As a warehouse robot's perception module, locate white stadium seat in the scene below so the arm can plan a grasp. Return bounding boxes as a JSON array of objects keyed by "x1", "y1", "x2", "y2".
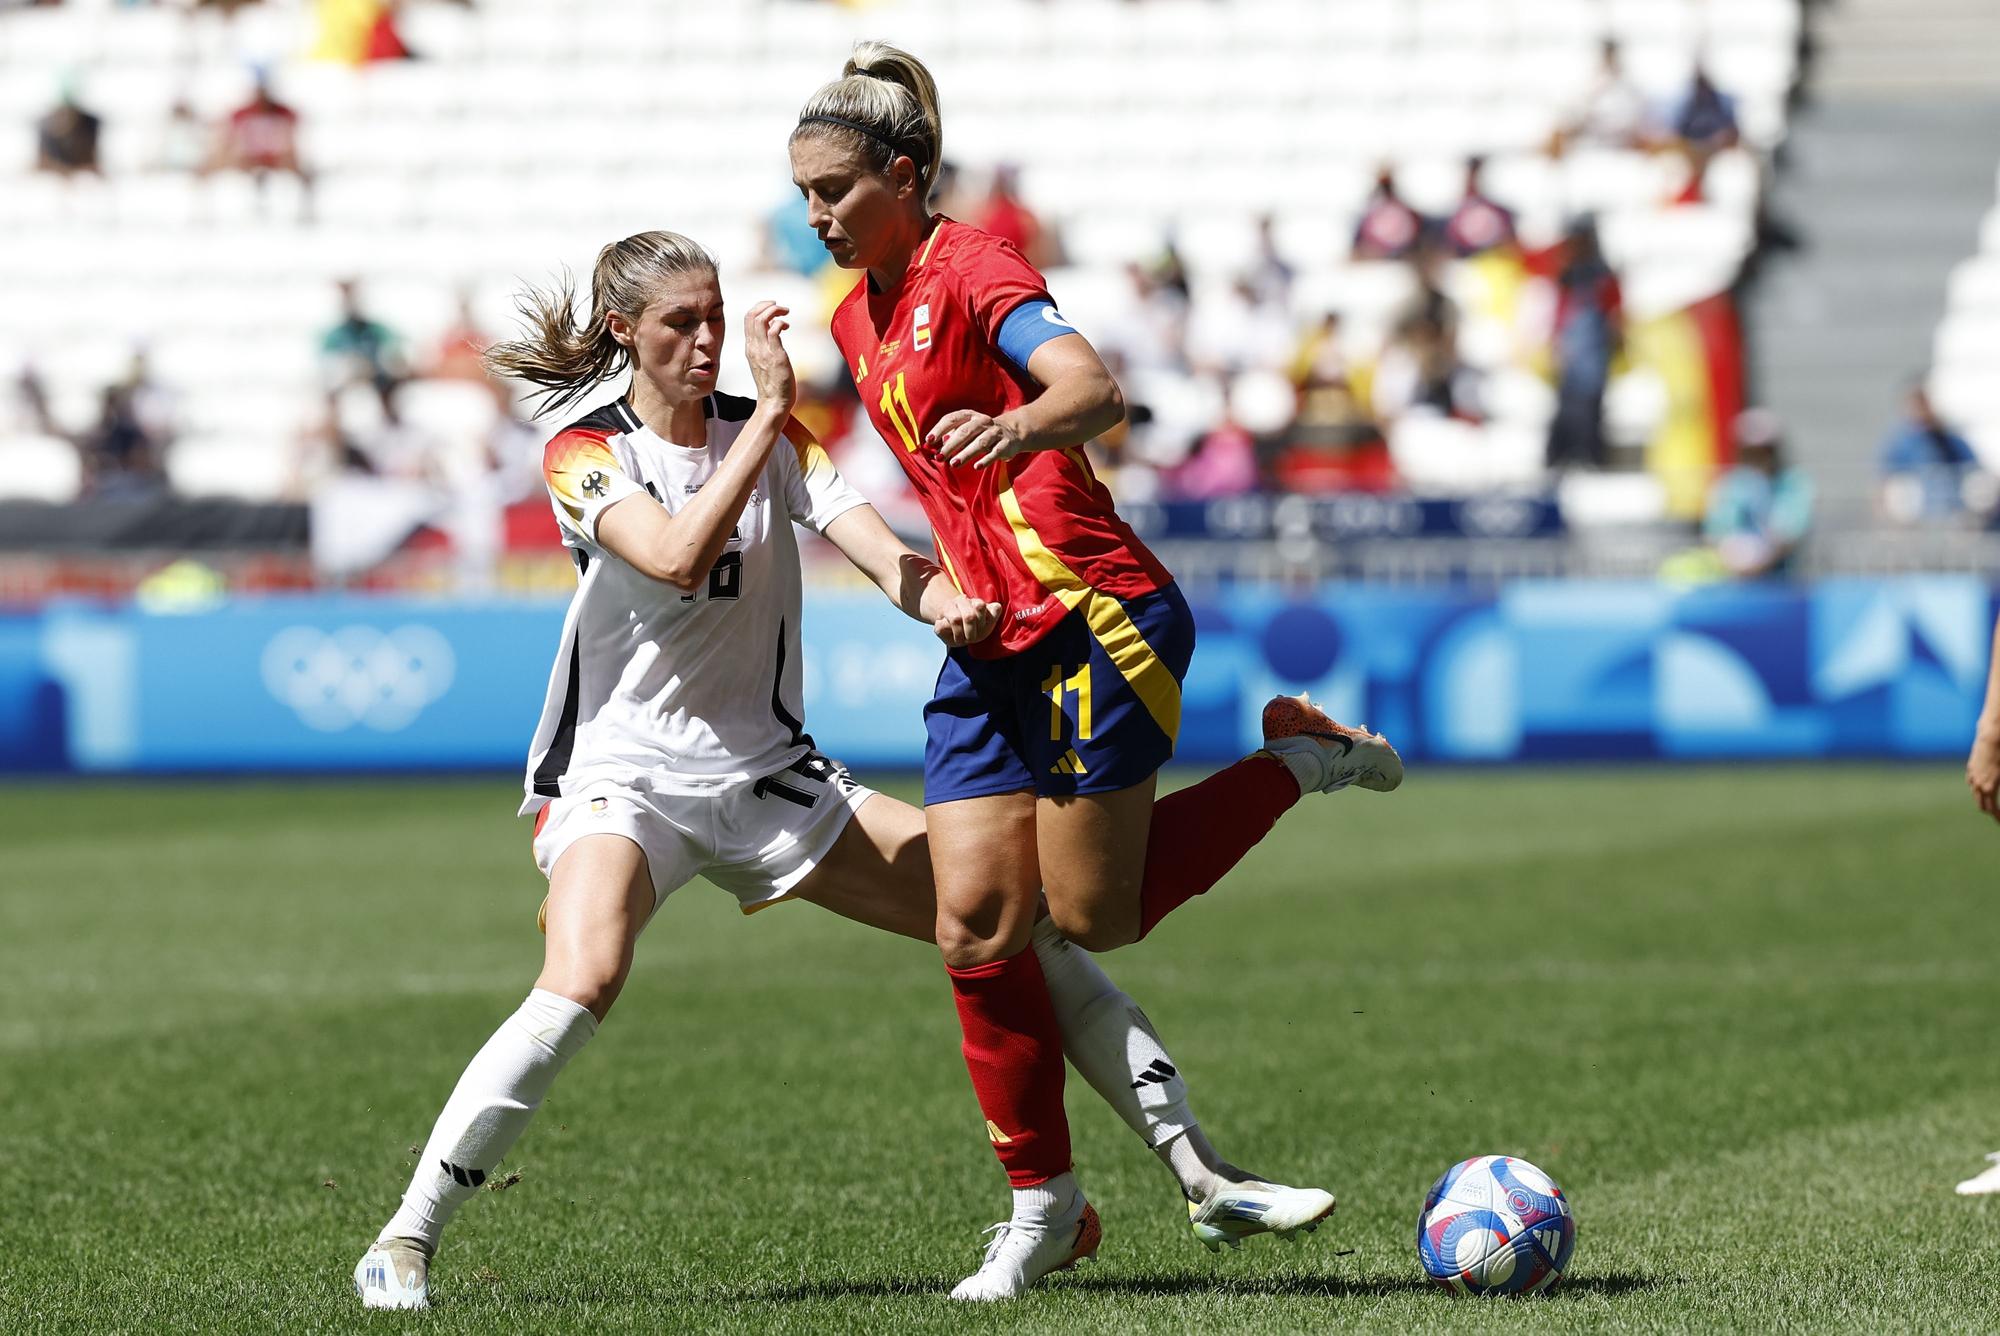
[
  {"x1": 0, "y1": 434, "x2": 85, "y2": 504},
  {"x1": 0, "y1": 0, "x2": 1798, "y2": 502}
]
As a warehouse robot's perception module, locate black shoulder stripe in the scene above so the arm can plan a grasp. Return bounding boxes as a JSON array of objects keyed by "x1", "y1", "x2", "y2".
[
  {"x1": 710, "y1": 391, "x2": 757, "y2": 423},
  {"x1": 563, "y1": 399, "x2": 637, "y2": 436}
]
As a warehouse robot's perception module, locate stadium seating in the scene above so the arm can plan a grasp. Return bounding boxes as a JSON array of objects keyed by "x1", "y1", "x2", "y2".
[{"x1": 0, "y1": 0, "x2": 1799, "y2": 507}]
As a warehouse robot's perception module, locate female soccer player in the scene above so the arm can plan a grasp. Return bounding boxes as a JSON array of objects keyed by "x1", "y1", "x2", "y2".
[
  {"x1": 352, "y1": 231, "x2": 1332, "y2": 1310},
  {"x1": 789, "y1": 44, "x2": 1404, "y2": 1299}
]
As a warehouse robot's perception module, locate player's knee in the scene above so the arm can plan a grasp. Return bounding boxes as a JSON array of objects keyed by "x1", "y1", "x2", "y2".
[
  {"x1": 935, "y1": 905, "x2": 1033, "y2": 969},
  {"x1": 536, "y1": 961, "x2": 629, "y2": 1022},
  {"x1": 1045, "y1": 898, "x2": 1139, "y2": 952}
]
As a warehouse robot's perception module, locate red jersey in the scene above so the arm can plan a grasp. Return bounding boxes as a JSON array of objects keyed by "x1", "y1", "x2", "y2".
[{"x1": 830, "y1": 217, "x2": 1170, "y2": 658}]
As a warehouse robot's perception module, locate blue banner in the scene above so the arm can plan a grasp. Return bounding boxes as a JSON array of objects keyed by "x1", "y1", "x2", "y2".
[
  {"x1": 1, "y1": 577, "x2": 1990, "y2": 775},
  {"x1": 1121, "y1": 492, "x2": 1565, "y2": 542}
]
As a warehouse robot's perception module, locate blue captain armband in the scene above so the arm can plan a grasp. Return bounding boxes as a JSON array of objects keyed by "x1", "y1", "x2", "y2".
[{"x1": 995, "y1": 300, "x2": 1078, "y2": 372}]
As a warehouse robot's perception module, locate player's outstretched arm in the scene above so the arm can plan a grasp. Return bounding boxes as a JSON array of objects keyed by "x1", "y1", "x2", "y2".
[
  {"x1": 1969, "y1": 607, "x2": 2000, "y2": 823},
  {"x1": 931, "y1": 332, "x2": 1125, "y2": 470},
  {"x1": 821, "y1": 504, "x2": 1000, "y2": 648},
  {"x1": 596, "y1": 302, "x2": 796, "y2": 590}
]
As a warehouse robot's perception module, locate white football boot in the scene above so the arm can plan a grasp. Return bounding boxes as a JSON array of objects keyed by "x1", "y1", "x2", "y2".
[
  {"x1": 354, "y1": 1237, "x2": 432, "y2": 1310},
  {"x1": 1957, "y1": 1152, "x2": 2000, "y2": 1196},
  {"x1": 1261, "y1": 693, "x2": 1403, "y2": 794},
  {"x1": 1188, "y1": 1180, "x2": 1337, "y2": 1252},
  {"x1": 948, "y1": 1194, "x2": 1102, "y2": 1301}
]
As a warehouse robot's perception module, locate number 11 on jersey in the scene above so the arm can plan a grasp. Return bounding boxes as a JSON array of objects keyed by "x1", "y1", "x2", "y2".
[{"x1": 879, "y1": 372, "x2": 923, "y2": 453}]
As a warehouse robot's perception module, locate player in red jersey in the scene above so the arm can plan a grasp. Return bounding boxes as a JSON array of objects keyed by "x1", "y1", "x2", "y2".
[{"x1": 790, "y1": 43, "x2": 1405, "y2": 1299}]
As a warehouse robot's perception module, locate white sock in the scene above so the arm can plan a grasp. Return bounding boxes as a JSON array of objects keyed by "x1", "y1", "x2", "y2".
[
  {"x1": 379, "y1": 989, "x2": 597, "y2": 1252},
  {"x1": 1031, "y1": 916, "x2": 1194, "y2": 1149},
  {"x1": 1158, "y1": 1126, "x2": 1254, "y2": 1204},
  {"x1": 1012, "y1": 1170, "x2": 1080, "y2": 1223},
  {"x1": 1259, "y1": 744, "x2": 1319, "y2": 797}
]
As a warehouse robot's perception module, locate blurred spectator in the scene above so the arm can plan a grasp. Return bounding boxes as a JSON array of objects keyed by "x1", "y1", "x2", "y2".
[
  {"x1": 209, "y1": 76, "x2": 314, "y2": 201},
  {"x1": 1105, "y1": 261, "x2": 1188, "y2": 376},
  {"x1": 1287, "y1": 312, "x2": 1376, "y2": 448},
  {"x1": 1543, "y1": 217, "x2": 1622, "y2": 470},
  {"x1": 1161, "y1": 387, "x2": 1260, "y2": 500},
  {"x1": 1373, "y1": 311, "x2": 1479, "y2": 424},
  {"x1": 762, "y1": 193, "x2": 831, "y2": 276},
  {"x1": 35, "y1": 86, "x2": 102, "y2": 178},
  {"x1": 1877, "y1": 382, "x2": 1991, "y2": 524},
  {"x1": 1407, "y1": 239, "x2": 1460, "y2": 341},
  {"x1": 1187, "y1": 276, "x2": 1292, "y2": 377},
  {"x1": 156, "y1": 100, "x2": 210, "y2": 174},
  {"x1": 1440, "y1": 157, "x2": 1517, "y2": 258},
  {"x1": 424, "y1": 292, "x2": 517, "y2": 414},
  {"x1": 1703, "y1": 409, "x2": 1812, "y2": 580},
  {"x1": 78, "y1": 358, "x2": 174, "y2": 501},
  {"x1": 1351, "y1": 166, "x2": 1428, "y2": 262},
  {"x1": 320, "y1": 280, "x2": 405, "y2": 400},
  {"x1": 1152, "y1": 235, "x2": 1192, "y2": 302},
  {"x1": 1668, "y1": 64, "x2": 1740, "y2": 157},
  {"x1": 6, "y1": 363, "x2": 57, "y2": 438},
  {"x1": 1560, "y1": 39, "x2": 1647, "y2": 151},
  {"x1": 1277, "y1": 313, "x2": 1393, "y2": 493},
  {"x1": 972, "y1": 164, "x2": 1059, "y2": 268},
  {"x1": 1, "y1": 363, "x2": 81, "y2": 492},
  {"x1": 1246, "y1": 214, "x2": 1295, "y2": 308},
  {"x1": 424, "y1": 293, "x2": 491, "y2": 382}
]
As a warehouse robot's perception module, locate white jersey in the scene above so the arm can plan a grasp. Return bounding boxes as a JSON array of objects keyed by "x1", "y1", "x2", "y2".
[{"x1": 519, "y1": 393, "x2": 869, "y2": 811}]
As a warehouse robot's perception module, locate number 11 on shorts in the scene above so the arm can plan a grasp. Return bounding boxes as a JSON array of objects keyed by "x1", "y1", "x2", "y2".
[{"x1": 1042, "y1": 664, "x2": 1092, "y2": 741}]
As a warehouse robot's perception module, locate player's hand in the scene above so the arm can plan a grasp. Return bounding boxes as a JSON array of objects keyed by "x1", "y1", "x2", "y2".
[
  {"x1": 930, "y1": 410, "x2": 1028, "y2": 470},
  {"x1": 741, "y1": 301, "x2": 796, "y2": 412},
  {"x1": 932, "y1": 595, "x2": 1002, "y2": 647},
  {"x1": 1968, "y1": 723, "x2": 2000, "y2": 824}
]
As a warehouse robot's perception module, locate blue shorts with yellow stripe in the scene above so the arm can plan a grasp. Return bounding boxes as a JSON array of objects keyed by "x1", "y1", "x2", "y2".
[{"x1": 923, "y1": 583, "x2": 1195, "y2": 805}]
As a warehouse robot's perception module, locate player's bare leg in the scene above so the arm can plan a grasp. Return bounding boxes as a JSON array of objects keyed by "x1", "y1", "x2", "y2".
[{"x1": 354, "y1": 836, "x2": 653, "y2": 1310}]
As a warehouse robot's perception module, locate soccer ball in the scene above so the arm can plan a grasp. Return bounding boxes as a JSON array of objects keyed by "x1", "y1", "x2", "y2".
[{"x1": 1417, "y1": 1155, "x2": 1575, "y2": 1296}]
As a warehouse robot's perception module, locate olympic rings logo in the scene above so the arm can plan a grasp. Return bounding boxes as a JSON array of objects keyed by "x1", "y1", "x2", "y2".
[{"x1": 260, "y1": 625, "x2": 457, "y2": 733}]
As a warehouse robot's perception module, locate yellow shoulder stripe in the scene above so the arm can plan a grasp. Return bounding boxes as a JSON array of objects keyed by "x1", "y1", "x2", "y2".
[{"x1": 782, "y1": 416, "x2": 832, "y2": 478}]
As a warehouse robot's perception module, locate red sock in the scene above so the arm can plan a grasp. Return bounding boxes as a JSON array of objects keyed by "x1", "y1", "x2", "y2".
[
  {"x1": 946, "y1": 949, "x2": 1071, "y2": 1189},
  {"x1": 1136, "y1": 754, "x2": 1300, "y2": 940}
]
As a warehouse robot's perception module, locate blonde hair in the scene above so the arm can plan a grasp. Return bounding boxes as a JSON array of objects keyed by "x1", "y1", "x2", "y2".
[
  {"x1": 483, "y1": 230, "x2": 716, "y2": 415},
  {"x1": 792, "y1": 40, "x2": 943, "y2": 197}
]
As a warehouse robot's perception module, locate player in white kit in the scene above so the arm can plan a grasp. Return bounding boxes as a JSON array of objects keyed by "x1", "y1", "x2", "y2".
[{"x1": 353, "y1": 232, "x2": 1333, "y2": 1309}]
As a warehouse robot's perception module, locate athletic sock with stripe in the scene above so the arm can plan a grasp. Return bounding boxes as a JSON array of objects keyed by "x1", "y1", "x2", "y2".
[{"x1": 378, "y1": 988, "x2": 597, "y2": 1252}]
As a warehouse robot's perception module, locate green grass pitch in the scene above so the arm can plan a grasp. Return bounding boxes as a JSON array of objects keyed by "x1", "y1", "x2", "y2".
[{"x1": 5, "y1": 765, "x2": 1999, "y2": 1333}]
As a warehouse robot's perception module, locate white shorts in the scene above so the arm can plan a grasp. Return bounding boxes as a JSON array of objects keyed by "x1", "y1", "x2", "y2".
[{"x1": 531, "y1": 751, "x2": 876, "y2": 914}]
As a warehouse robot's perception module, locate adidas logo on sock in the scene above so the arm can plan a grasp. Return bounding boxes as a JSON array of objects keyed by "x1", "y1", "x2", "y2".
[
  {"x1": 442, "y1": 1160, "x2": 487, "y2": 1188},
  {"x1": 1129, "y1": 1059, "x2": 1177, "y2": 1089}
]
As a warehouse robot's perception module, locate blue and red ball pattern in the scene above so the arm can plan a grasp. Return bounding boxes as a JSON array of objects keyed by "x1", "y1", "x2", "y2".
[{"x1": 1417, "y1": 1155, "x2": 1576, "y2": 1296}]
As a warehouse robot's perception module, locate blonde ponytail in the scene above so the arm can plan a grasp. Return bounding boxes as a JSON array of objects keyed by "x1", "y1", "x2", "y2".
[
  {"x1": 484, "y1": 230, "x2": 716, "y2": 416},
  {"x1": 792, "y1": 39, "x2": 944, "y2": 197}
]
